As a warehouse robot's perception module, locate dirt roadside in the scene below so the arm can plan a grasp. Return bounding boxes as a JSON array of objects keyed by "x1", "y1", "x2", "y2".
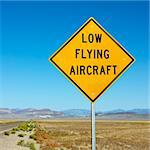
[{"x1": 0, "y1": 121, "x2": 40, "y2": 150}]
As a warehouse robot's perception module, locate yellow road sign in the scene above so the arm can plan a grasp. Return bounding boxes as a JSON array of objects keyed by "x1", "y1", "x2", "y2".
[{"x1": 49, "y1": 17, "x2": 135, "y2": 102}]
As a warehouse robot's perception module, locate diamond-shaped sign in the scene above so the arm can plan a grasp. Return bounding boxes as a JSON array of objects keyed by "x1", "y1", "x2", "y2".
[{"x1": 49, "y1": 17, "x2": 134, "y2": 102}]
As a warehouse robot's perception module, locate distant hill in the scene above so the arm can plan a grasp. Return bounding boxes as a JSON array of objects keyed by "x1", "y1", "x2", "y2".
[
  {"x1": 63, "y1": 109, "x2": 90, "y2": 117},
  {"x1": 101, "y1": 109, "x2": 150, "y2": 115},
  {"x1": 0, "y1": 108, "x2": 149, "y2": 120},
  {"x1": 96, "y1": 109, "x2": 150, "y2": 120},
  {"x1": 0, "y1": 108, "x2": 63, "y2": 119}
]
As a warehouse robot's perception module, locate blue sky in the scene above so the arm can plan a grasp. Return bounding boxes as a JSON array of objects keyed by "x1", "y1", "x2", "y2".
[{"x1": 0, "y1": 1, "x2": 149, "y2": 111}]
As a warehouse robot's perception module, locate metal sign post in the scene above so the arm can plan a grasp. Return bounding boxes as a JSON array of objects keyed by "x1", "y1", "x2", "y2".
[{"x1": 92, "y1": 102, "x2": 96, "y2": 150}]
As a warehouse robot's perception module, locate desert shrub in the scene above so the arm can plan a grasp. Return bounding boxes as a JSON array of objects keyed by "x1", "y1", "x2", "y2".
[
  {"x1": 18, "y1": 121, "x2": 36, "y2": 132},
  {"x1": 29, "y1": 134, "x2": 36, "y2": 140},
  {"x1": 29, "y1": 128, "x2": 32, "y2": 131},
  {"x1": 18, "y1": 140, "x2": 36, "y2": 150},
  {"x1": 11, "y1": 130, "x2": 16, "y2": 134},
  {"x1": 17, "y1": 140, "x2": 25, "y2": 146},
  {"x1": 18, "y1": 133, "x2": 25, "y2": 137},
  {"x1": 12, "y1": 127, "x2": 20, "y2": 131},
  {"x1": 4, "y1": 131, "x2": 10, "y2": 136},
  {"x1": 28, "y1": 142, "x2": 36, "y2": 150}
]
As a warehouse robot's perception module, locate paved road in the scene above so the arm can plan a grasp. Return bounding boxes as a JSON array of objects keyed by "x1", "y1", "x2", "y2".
[{"x1": 0, "y1": 121, "x2": 23, "y2": 134}]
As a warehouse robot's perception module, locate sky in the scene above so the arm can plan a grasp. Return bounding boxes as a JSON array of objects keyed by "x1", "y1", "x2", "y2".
[{"x1": 0, "y1": 1, "x2": 149, "y2": 111}]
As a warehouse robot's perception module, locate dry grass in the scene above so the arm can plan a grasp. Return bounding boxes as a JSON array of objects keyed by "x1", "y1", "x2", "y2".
[{"x1": 35, "y1": 120, "x2": 150, "y2": 150}]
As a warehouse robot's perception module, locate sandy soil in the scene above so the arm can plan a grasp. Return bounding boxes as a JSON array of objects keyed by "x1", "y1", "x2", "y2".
[
  {"x1": 0, "y1": 122, "x2": 40, "y2": 150},
  {"x1": 0, "y1": 131, "x2": 30, "y2": 150}
]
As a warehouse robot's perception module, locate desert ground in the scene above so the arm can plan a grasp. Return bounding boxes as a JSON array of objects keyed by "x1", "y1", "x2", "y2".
[
  {"x1": 0, "y1": 120, "x2": 150, "y2": 150},
  {"x1": 35, "y1": 120, "x2": 150, "y2": 150}
]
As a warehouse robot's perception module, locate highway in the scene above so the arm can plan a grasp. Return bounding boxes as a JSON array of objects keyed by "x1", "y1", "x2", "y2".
[{"x1": 0, "y1": 121, "x2": 23, "y2": 134}]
